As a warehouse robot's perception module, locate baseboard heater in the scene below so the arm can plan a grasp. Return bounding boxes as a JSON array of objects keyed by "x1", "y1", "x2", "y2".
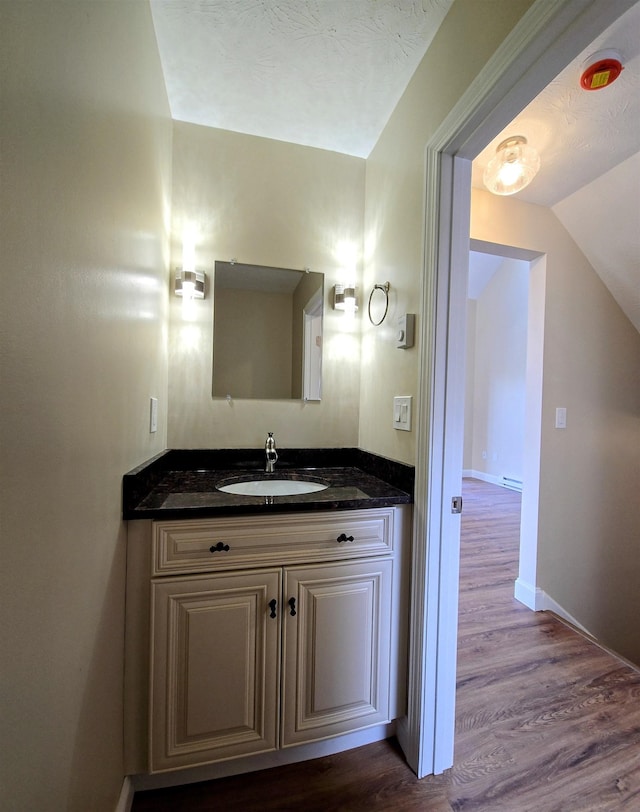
[{"x1": 500, "y1": 475, "x2": 523, "y2": 492}]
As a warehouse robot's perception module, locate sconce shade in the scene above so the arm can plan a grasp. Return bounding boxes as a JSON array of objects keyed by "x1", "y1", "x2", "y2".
[
  {"x1": 483, "y1": 135, "x2": 540, "y2": 196},
  {"x1": 333, "y1": 284, "x2": 357, "y2": 312},
  {"x1": 175, "y1": 268, "x2": 205, "y2": 299}
]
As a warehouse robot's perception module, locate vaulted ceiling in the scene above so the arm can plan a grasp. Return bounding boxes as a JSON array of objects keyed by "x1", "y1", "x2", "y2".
[
  {"x1": 470, "y1": 1, "x2": 640, "y2": 331},
  {"x1": 150, "y1": 0, "x2": 640, "y2": 331}
]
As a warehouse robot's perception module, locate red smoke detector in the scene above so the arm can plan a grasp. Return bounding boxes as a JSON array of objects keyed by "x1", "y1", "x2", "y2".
[{"x1": 580, "y1": 49, "x2": 623, "y2": 90}]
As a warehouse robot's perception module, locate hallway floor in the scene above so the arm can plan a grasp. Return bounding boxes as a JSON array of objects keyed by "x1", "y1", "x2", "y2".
[{"x1": 132, "y1": 479, "x2": 640, "y2": 811}]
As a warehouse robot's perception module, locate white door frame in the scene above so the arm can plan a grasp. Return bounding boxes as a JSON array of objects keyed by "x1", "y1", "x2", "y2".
[
  {"x1": 400, "y1": 0, "x2": 638, "y2": 778},
  {"x1": 467, "y1": 239, "x2": 546, "y2": 612},
  {"x1": 302, "y1": 288, "x2": 323, "y2": 401}
]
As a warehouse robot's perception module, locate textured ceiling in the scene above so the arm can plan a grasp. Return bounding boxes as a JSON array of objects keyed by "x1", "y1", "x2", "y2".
[
  {"x1": 470, "y1": 1, "x2": 640, "y2": 332},
  {"x1": 150, "y1": 0, "x2": 453, "y2": 158},
  {"x1": 552, "y1": 151, "x2": 640, "y2": 332},
  {"x1": 470, "y1": 1, "x2": 640, "y2": 208}
]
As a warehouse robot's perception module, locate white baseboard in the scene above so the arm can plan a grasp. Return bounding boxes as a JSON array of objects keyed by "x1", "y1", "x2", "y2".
[
  {"x1": 464, "y1": 471, "x2": 522, "y2": 491},
  {"x1": 514, "y1": 578, "x2": 592, "y2": 637},
  {"x1": 115, "y1": 776, "x2": 134, "y2": 812},
  {"x1": 131, "y1": 722, "x2": 395, "y2": 792},
  {"x1": 537, "y1": 591, "x2": 592, "y2": 636},
  {"x1": 463, "y1": 470, "x2": 500, "y2": 486},
  {"x1": 514, "y1": 577, "x2": 541, "y2": 610}
]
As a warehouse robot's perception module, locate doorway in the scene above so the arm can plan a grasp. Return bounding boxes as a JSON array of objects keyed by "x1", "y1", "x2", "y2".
[
  {"x1": 407, "y1": 0, "x2": 635, "y2": 780},
  {"x1": 464, "y1": 245, "x2": 544, "y2": 610},
  {"x1": 464, "y1": 250, "x2": 529, "y2": 493}
]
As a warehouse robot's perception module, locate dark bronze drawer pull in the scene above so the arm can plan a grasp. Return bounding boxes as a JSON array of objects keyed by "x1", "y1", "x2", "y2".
[
  {"x1": 209, "y1": 541, "x2": 230, "y2": 553},
  {"x1": 337, "y1": 533, "x2": 355, "y2": 543},
  {"x1": 268, "y1": 599, "x2": 277, "y2": 619},
  {"x1": 288, "y1": 597, "x2": 297, "y2": 616}
]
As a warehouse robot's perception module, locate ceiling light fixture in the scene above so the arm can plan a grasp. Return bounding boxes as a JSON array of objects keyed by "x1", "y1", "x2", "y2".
[{"x1": 483, "y1": 135, "x2": 540, "y2": 196}]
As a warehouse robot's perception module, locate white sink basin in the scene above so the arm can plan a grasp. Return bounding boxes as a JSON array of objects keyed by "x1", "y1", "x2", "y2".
[{"x1": 218, "y1": 478, "x2": 329, "y2": 497}]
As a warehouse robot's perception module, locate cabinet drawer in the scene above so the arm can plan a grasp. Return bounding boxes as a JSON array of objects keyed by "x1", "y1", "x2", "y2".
[{"x1": 152, "y1": 508, "x2": 395, "y2": 575}]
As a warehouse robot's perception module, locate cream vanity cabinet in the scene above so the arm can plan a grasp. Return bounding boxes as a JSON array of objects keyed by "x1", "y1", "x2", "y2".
[{"x1": 125, "y1": 505, "x2": 410, "y2": 776}]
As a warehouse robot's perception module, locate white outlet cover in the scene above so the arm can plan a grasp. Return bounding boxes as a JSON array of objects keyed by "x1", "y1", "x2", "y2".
[{"x1": 555, "y1": 407, "x2": 567, "y2": 429}]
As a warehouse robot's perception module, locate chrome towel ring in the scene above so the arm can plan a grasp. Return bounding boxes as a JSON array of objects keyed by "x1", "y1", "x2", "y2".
[{"x1": 368, "y1": 282, "x2": 390, "y2": 325}]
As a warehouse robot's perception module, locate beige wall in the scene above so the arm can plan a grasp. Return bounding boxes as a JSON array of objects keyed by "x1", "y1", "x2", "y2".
[
  {"x1": 168, "y1": 122, "x2": 365, "y2": 449},
  {"x1": 471, "y1": 188, "x2": 640, "y2": 665},
  {"x1": 358, "y1": 0, "x2": 640, "y2": 665},
  {"x1": 360, "y1": 0, "x2": 536, "y2": 463},
  {"x1": 0, "y1": 3, "x2": 171, "y2": 810},
  {"x1": 467, "y1": 258, "x2": 529, "y2": 480},
  {"x1": 167, "y1": 1, "x2": 537, "y2": 459},
  {"x1": 5, "y1": 2, "x2": 634, "y2": 809}
]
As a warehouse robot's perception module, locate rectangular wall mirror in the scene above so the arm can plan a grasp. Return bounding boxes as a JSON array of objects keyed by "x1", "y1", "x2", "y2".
[{"x1": 212, "y1": 261, "x2": 324, "y2": 401}]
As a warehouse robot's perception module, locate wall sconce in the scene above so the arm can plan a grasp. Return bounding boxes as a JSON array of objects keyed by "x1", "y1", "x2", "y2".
[
  {"x1": 333, "y1": 284, "x2": 358, "y2": 313},
  {"x1": 483, "y1": 135, "x2": 540, "y2": 196},
  {"x1": 175, "y1": 268, "x2": 206, "y2": 299}
]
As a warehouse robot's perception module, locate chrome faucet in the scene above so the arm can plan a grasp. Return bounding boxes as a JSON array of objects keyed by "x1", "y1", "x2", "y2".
[{"x1": 265, "y1": 432, "x2": 278, "y2": 473}]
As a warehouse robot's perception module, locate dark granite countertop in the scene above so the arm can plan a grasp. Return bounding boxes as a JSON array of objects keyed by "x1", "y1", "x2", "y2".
[{"x1": 123, "y1": 448, "x2": 414, "y2": 520}]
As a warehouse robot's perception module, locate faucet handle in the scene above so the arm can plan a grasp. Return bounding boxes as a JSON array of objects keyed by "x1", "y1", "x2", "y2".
[{"x1": 265, "y1": 432, "x2": 277, "y2": 471}]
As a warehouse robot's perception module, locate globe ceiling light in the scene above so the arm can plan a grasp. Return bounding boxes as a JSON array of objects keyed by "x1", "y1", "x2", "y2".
[{"x1": 483, "y1": 135, "x2": 541, "y2": 196}]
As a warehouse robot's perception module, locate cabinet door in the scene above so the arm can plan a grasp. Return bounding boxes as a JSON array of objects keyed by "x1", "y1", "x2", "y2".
[
  {"x1": 150, "y1": 569, "x2": 281, "y2": 772},
  {"x1": 282, "y1": 559, "x2": 392, "y2": 747}
]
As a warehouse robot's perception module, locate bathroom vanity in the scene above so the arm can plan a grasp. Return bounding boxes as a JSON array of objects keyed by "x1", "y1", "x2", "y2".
[{"x1": 123, "y1": 449, "x2": 413, "y2": 784}]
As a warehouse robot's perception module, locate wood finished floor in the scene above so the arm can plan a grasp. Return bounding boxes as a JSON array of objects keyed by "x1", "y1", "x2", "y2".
[{"x1": 132, "y1": 479, "x2": 640, "y2": 811}]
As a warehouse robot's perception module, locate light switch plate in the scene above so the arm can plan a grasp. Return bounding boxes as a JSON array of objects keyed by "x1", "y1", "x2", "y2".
[
  {"x1": 393, "y1": 396, "x2": 412, "y2": 431},
  {"x1": 149, "y1": 397, "x2": 158, "y2": 433}
]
